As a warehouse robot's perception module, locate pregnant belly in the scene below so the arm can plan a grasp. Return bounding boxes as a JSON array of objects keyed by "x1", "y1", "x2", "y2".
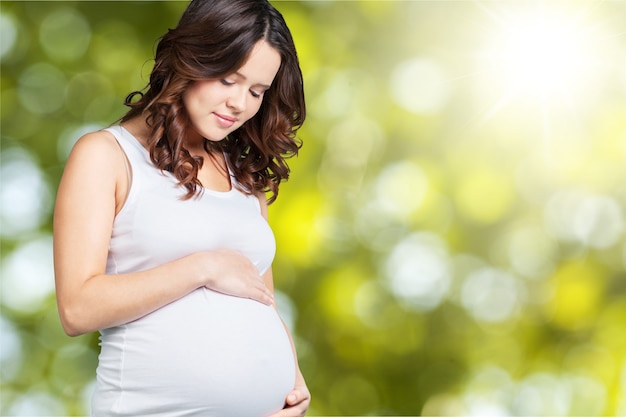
[{"x1": 94, "y1": 289, "x2": 296, "y2": 417}]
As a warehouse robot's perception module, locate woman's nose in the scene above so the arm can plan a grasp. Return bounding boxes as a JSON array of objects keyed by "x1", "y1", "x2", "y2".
[{"x1": 226, "y1": 88, "x2": 246, "y2": 112}]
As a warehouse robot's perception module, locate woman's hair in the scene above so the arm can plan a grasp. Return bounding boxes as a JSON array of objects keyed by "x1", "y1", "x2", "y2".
[{"x1": 121, "y1": 0, "x2": 305, "y2": 203}]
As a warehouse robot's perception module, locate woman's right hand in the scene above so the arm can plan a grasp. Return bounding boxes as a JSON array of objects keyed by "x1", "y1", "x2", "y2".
[{"x1": 193, "y1": 249, "x2": 274, "y2": 305}]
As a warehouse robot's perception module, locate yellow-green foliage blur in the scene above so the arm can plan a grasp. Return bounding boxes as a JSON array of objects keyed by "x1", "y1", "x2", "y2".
[{"x1": 1, "y1": 1, "x2": 626, "y2": 416}]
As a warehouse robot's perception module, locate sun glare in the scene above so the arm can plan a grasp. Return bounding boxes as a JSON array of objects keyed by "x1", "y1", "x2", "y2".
[
  {"x1": 476, "y1": 3, "x2": 612, "y2": 113},
  {"x1": 502, "y1": 17, "x2": 587, "y2": 93}
]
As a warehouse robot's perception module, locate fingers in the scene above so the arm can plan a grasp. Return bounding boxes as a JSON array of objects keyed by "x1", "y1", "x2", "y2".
[
  {"x1": 249, "y1": 281, "x2": 274, "y2": 305},
  {"x1": 265, "y1": 387, "x2": 310, "y2": 417},
  {"x1": 286, "y1": 389, "x2": 309, "y2": 406},
  {"x1": 286, "y1": 392, "x2": 298, "y2": 405},
  {"x1": 200, "y1": 249, "x2": 275, "y2": 305},
  {"x1": 285, "y1": 389, "x2": 311, "y2": 415},
  {"x1": 226, "y1": 275, "x2": 272, "y2": 305}
]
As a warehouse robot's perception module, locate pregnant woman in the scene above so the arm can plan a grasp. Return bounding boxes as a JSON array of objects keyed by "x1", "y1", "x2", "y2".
[{"x1": 52, "y1": 0, "x2": 309, "y2": 415}]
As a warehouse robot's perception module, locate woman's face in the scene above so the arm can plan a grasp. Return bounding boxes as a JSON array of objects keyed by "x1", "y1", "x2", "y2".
[{"x1": 183, "y1": 40, "x2": 282, "y2": 143}]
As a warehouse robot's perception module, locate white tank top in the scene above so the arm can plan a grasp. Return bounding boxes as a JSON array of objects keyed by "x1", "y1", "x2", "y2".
[{"x1": 92, "y1": 126, "x2": 295, "y2": 417}]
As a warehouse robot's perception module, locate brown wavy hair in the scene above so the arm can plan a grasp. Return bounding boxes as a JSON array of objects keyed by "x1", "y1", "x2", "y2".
[{"x1": 120, "y1": 0, "x2": 305, "y2": 203}]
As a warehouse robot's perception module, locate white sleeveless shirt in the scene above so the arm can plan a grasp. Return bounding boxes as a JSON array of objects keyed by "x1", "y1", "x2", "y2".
[{"x1": 92, "y1": 126, "x2": 295, "y2": 417}]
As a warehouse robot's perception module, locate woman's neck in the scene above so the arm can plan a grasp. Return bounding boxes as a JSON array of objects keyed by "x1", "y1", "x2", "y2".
[{"x1": 121, "y1": 117, "x2": 211, "y2": 156}]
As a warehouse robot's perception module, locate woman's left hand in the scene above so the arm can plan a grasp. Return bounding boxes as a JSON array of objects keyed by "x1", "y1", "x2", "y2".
[{"x1": 268, "y1": 382, "x2": 310, "y2": 417}]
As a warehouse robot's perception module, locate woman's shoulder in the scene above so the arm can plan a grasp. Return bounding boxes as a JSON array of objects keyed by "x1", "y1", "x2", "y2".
[
  {"x1": 68, "y1": 128, "x2": 122, "y2": 160},
  {"x1": 64, "y1": 128, "x2": 128, "y2": 177},
  {"x1": 74, "y1": 128, "x2": 118, "y2": 148},
  {"x1": 72, "y1": 129, "x2": 116, "y2": 151}
]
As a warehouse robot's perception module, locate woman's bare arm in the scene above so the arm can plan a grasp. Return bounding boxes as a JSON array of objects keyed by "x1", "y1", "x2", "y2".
[{"x1": 54, "y1": 132, "x2": 273, "y2": 336}]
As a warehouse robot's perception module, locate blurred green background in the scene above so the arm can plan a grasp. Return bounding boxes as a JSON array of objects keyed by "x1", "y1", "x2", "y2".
[{"x1": 2, "y1": 1, "x2": 626, "y2": 415}]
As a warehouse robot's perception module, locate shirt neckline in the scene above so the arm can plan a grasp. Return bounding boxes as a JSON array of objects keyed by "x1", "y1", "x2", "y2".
[{"x1": 117, "y1": 125, "x2": 237, "y2": 196}]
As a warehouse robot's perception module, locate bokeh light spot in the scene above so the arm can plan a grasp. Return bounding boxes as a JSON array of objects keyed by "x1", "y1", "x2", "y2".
[
  {"x1": 319, "y1": 115, "x2": 384, "y2": 194},
  {"x1": 567, "y1": 375, "x2": 607, "y2": 415},
  {"x1": 39, "y1": 7, "x2": 91, "y2": 62},
  {"x1": 513, "y1": 373, "x2": 605, "y2": 416},
  {"x1": 354, "y1": 280, "x2": 390, "y2": 328},
  {"x1": 390, "y1": 58, "x2": 450, "y2": 115},
  {"x1": 65, "y1": 72, "x2": 115, "y2": 120},
  {"x1": 0, "y1": 12, "x2": 17, "y2": 58},
  {"x1": 385, "y1": 232, "x2": 451, "y2": 311},
  {"x1": 545, "y1": 261, "x2": 604, "y2": 330},
  {"x1": 325, "y1": 115, "x2": 383, "y2": 169},
  {"x1": 421, "y1": 393, "x2": 468, "y2": 416},
  {"x1": 310, "y1": 67, "x2": 379, "y2": 118},
  {"x1": 507, "y1": 225, "x2": 557, "y2": 280},
  {"x1": 1, "y1": 235, "x2": 55, "y2": 314},
  {"x1": 17, "y1": 62, "x2": 67, "y2": 114},
  {"x1": 512, "y1": 373, "x2": 570, "y2": 416},
  {"x1": 375, "y1": 161, "x2": 428, "y2": 221},
  {"x1": 544, "y1": 190, "x2": 624, "y2": 248},
  {"x1": 318, "y1": 263, "x2": 367, "y2": 323},
  {"x1": 81, "y1": 380, "x2": 97, "y2": 414},
  {"x1": 0, "y1": 148, "x2": 52, "y2": 237},
  {"x1": 329, "y1": 375, "x2": 379, "y2": 416},
  {"x1": 5, "y1": 391, "x2": 67, "y2": 416},
  {"x1": 354, "y1": 200, "x2": 407, "y2": 252},
  {"x1": 564, "y1": 344, "x2": 615, "y2": 385},
  {"x1": 461, "y1": 267, "x2": 521, "y2": 323},
  {"x1": 49, "y1": 343, "x2": 98, "y2": 395},
  {"x1": 316, "y1": 70, "x2": 356, "y2": 118},
  {"x1": 461, "y1": 365, "x2": 514, "y2": 416},
  {"x1": 0, "y1": 316, "x2": 23, "y2": 382},
  {"x1": 90, "y1": 20, "x2": 145, "y2": 80}
]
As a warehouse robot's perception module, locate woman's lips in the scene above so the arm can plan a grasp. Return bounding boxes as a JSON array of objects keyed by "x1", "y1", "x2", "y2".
[{"x1": 214, "y1": 113, "x2": 237, "y2": 128}]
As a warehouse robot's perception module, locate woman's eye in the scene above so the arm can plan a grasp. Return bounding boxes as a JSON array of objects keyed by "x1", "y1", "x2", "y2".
[
  {"x1": 220, "y1": 79, "x2": 235, "y2": 86},
  {"x1": 250, "y1": 90, "x2": 262, "y2": 98}
]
